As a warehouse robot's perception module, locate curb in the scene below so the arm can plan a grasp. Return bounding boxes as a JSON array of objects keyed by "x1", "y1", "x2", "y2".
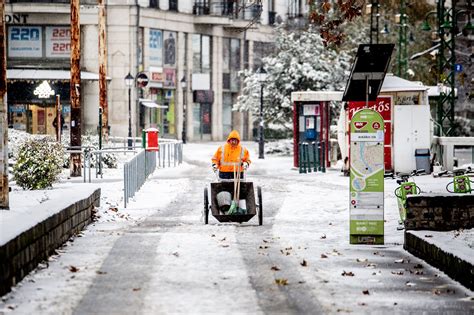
[
  {"x1": 404, "y1": 231, "x2": 473, "y2": 290},
  {"x1": 0, "y1": 188, "x2": 101, "y2": 296}
]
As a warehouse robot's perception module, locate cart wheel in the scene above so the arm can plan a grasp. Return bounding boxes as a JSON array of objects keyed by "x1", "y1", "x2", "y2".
[
  {"x1": 257, "y1": 186, "x2": 263, "y2": 225},
  {"x1": 204, "y1": 187, "x2": 209, "y2": 225}
]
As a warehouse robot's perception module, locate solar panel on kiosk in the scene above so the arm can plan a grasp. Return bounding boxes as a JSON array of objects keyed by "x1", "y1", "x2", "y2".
[{"x1": 342, "y1": 44, "x2": 394, "y2": 102}]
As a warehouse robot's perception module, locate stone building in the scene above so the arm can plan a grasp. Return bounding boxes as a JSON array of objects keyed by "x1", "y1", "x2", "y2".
[{"x1": 5, "y1": 0, "x2": 309, "y2": 141}]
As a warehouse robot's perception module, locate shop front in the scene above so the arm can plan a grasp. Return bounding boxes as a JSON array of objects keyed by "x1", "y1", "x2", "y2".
[
  {"x1": 7, "y1": 78, "x2": 70, "y2": 136},
  {"x1": 193, "y1": 90, "x2": 213, "y2": 140}
]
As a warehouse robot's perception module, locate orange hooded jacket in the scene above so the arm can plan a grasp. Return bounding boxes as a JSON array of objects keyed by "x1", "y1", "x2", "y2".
[{"x1": 212, "y1": 130, "x2": 251, "y2": 173}]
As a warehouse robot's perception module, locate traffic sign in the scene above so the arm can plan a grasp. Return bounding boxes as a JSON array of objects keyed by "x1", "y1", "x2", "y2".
[{"x1": 136, "y1": 72, "x2": 149, "y2": 88}]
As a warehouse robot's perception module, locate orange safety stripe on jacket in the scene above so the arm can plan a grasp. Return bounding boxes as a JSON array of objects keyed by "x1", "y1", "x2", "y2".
[{"x1": 212, "y1": 130, "x2": 251, "y2": 173}]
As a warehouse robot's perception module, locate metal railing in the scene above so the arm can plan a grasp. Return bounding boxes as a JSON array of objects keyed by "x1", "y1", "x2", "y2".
[
  {"x1": 84, "y1": 148, "x2": 138, "y2": 183},
  {"x1": 124, "y1": 150, "x2": 157, "y2": 208},
  {"x1": 123, "y1": 141, "x2": 183, "y2": 208},
  {"x1": 193, "y1": 1, "x2": 261, "y2": 21}
]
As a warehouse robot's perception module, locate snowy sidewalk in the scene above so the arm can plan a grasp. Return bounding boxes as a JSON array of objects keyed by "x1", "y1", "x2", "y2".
[{"x1": 0, "y1": 141, "x2": 472, "y2": 313}]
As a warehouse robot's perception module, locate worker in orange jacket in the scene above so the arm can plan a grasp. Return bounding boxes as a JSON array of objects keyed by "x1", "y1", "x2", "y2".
[{"x1": 212, "y1": 130, "x2": 251, "y2": 180}]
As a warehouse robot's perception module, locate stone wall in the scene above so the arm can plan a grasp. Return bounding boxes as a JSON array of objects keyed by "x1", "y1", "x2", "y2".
[
  {"x1": 405, "y1": 194, "x2": 474, "y2": 231},
  {"x1": 0, "y1": 189, "x2": 100, "y2": 296},
  {"x1": 404, "y1": 232, "x2": 474, "y2": 290}
]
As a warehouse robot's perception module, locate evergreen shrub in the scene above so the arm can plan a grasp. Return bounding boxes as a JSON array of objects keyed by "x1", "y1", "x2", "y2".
[{"x1": 13, "y1": 138, "x2": 64, "y2": 190}]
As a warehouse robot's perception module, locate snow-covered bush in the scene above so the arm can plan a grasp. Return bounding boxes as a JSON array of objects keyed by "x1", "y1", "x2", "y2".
[{"x1": 13, "y1": 138, "x2": 64, "y2": 190}]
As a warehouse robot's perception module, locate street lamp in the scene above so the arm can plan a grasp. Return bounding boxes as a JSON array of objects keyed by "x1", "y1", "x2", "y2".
[
  {"x1": 180, "y1": 75, "x2": 187, "y2": 144},
  {"x1": 420, "y1": 3, "x2": 472, "y2": 136},
  {"x1": 124, "y1": 72, "x2": 134, "y2": 149},
  {"x1": 256, "y1": 67, "x2": 267, "y2": 159}
]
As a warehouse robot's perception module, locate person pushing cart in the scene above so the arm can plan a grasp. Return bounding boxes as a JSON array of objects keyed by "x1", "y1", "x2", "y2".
[{"x1": 211, "y1": 130, "x2": 251, "y2": 179}]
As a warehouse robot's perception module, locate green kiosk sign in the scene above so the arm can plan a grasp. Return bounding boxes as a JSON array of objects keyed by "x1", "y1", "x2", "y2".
[{"x1": 349, "y1": 109, "x2": 385, "y2": 244}]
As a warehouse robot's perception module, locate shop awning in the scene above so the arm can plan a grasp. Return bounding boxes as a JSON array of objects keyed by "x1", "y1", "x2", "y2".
[
  {"x1": 139, "y1": 98, "x2": 168, "y2": 109},
  {"x1": 7, "y1": 69, "x2": 111, "y2": 81}
]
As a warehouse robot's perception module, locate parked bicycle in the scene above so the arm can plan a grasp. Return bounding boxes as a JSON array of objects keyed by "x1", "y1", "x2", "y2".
[
  {"x1": 394, "y1": 169, "x2": 425, "y2": 228},
  {"x1": 446, "y1": 167, "x2": 473, "y2": 194}
]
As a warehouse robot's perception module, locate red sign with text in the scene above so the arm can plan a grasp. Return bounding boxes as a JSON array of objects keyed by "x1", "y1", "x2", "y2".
[{"x1": 349, "y1": 96, "x2": 393, "y2": 170}]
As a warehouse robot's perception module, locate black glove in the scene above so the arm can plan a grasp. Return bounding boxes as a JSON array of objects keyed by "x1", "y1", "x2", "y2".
[
  {"x1": 212, "y1": 163, "x2": 218, "y2": 172},
  {"x1": 242, "y1": 162, "x2": 249, "y2": 170}
]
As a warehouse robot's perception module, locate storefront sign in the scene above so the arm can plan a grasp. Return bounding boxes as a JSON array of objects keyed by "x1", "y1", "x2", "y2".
[
  {"x1": 163, "y1": 68, "x2": 176, "y2": 88},
  {"x1": 5, "y1": 14, "x2": 29, "y2": 24},
  {"x1": 395, "y1": 92, "x2": 421, "y2": 105},
  {"x1": 193, "y1": 90, "x2": 214, "y2": 103},
  {"x1": 46, "y1": 26, "x2": 70, "y2": 58},
  {"x1": 349, "y1": 109, "x2": 385, "y2": 245},
  {"x1": 8, "y1": 26, "x2": 42, "y2": 58},
  {"x1": 8, "y1": 104, "x2": 25, "y2": 113},
  {"x1": 33, "y1": 81, "x2": 55, "y2": 99},
  {"x1": 149, "y1": 29, "x2": 163, "y2": 66}
]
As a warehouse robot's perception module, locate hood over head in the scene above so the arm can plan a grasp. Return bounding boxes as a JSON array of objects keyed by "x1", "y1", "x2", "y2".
[{"x1": 226, "y1": 130, "x2": 241, "y2": 144}]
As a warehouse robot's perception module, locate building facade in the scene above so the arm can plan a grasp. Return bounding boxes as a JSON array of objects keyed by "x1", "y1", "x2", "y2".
[{"x1": 5, "y1": 0, "x2": 309, "y2": 141}]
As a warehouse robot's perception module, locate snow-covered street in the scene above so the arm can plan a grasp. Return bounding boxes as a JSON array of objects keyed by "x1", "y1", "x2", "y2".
[{"x1": 1, "y1": 142, "x2": 473, "y2": 314}]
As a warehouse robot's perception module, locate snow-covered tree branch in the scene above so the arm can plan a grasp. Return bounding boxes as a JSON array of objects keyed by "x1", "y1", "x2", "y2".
[{"x1": 234, "y1": 26, "x2": 352, "y2": 127}]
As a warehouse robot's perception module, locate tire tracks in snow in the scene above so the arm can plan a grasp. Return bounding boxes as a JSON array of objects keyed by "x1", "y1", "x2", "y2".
[{"x1": 234, "y1": 175, "x2": 325, "y2": 314}]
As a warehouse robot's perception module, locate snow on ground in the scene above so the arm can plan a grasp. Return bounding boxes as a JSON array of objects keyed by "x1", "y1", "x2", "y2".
[{"x1": 0, "y1": 139, "x2": 472, "y2": 313}]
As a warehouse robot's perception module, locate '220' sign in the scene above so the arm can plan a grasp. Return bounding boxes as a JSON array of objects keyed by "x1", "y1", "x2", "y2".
[{"x1": 10, "y1": 27, "x2": 40, "y2": 41}]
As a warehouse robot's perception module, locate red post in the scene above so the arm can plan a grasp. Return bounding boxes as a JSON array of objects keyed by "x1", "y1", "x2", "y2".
[{"x1": 293, "y1": 101, "x2": 299, "y2": 168}]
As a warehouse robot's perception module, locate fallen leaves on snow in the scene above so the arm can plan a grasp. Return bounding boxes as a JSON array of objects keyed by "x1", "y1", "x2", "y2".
[
  {"x1": 321, "y1": 254, "x2": 328, "y2": 258},
  {"x1": 271, "y1": 266, "x2": 280, "y2": 271},
  {"x1": 275, "y1": 278, "x2": 288, "y2": 286},
  {"x1": 362, "y1": 289, "x2": 370, "y2": 295},
  {"x1": 341, "y1": 271, "x2": 354, "y2": 277},
  {"x1": 300, "y1": 259, "x2": 308, "y2": 267},
  {"x1": 68, "y1": 265, "x2": 79, "y2": 272}
]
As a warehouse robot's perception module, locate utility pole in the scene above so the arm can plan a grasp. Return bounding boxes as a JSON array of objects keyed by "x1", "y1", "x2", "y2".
[
  {"x1": 70, "y1": 0, "x2": 82, "y2": 176},
  {"x1": 397, "y1": 0, "x2": 408, "y2": 78},
  {"x1": 98, "y1": 0, "x2": 108, "y2": 141},
  {"x1": 436, "y1": 0, "x2": 457, "y2": 136},
  {"x1": 369, "y1": 0, "x2": 380, "y2": 44},
  {"x1": 0, "y1": 1, "x2": 9, "y2": 209}
]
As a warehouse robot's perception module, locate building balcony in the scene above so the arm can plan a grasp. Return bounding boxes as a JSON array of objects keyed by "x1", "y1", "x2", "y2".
[{"x1": 193, "y1": 1, "x2": 262, "y2": 26}]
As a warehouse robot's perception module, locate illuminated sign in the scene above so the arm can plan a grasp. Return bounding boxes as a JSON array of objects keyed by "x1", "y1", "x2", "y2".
[{"x1": 34, "y1": 81, "x2": 55, "y2": 99}]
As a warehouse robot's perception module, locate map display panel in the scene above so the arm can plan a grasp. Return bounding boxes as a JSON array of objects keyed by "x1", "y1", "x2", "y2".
[{"x1": 349, "y1": 109, "x2": 385, "y2": 244}]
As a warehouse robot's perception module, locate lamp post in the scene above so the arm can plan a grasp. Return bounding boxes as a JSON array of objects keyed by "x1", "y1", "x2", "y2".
[
  {"x1": 124, "y1": 72, "x2": 134, "y2": 149},
  {"x1": 421, "y1": 1, "x2": 472, "y2": 136},
  {"x1": 180, "y1": 75, "x2": 187, "y2": 144},
  {"x1": 256, "y1": 67, "x2": 267, "y2": 159}
]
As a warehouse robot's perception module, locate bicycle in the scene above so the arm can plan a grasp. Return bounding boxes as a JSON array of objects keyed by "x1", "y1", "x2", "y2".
[
  {"x1": 394, "y1": 169, "x2": 424, "y2": 228},
  {"x1": 446, "y1": 167, "x2": 473, "y2": 194}
]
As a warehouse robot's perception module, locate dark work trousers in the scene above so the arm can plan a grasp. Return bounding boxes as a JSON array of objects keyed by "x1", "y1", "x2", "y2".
[{"x1": 219, "y1": 171, "x2": 244, "y2": 180}]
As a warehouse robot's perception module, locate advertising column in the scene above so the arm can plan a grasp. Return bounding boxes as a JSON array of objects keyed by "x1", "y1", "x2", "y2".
[{"x1": 349, "y1": 109, "x2": 385, "y2": 245}]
